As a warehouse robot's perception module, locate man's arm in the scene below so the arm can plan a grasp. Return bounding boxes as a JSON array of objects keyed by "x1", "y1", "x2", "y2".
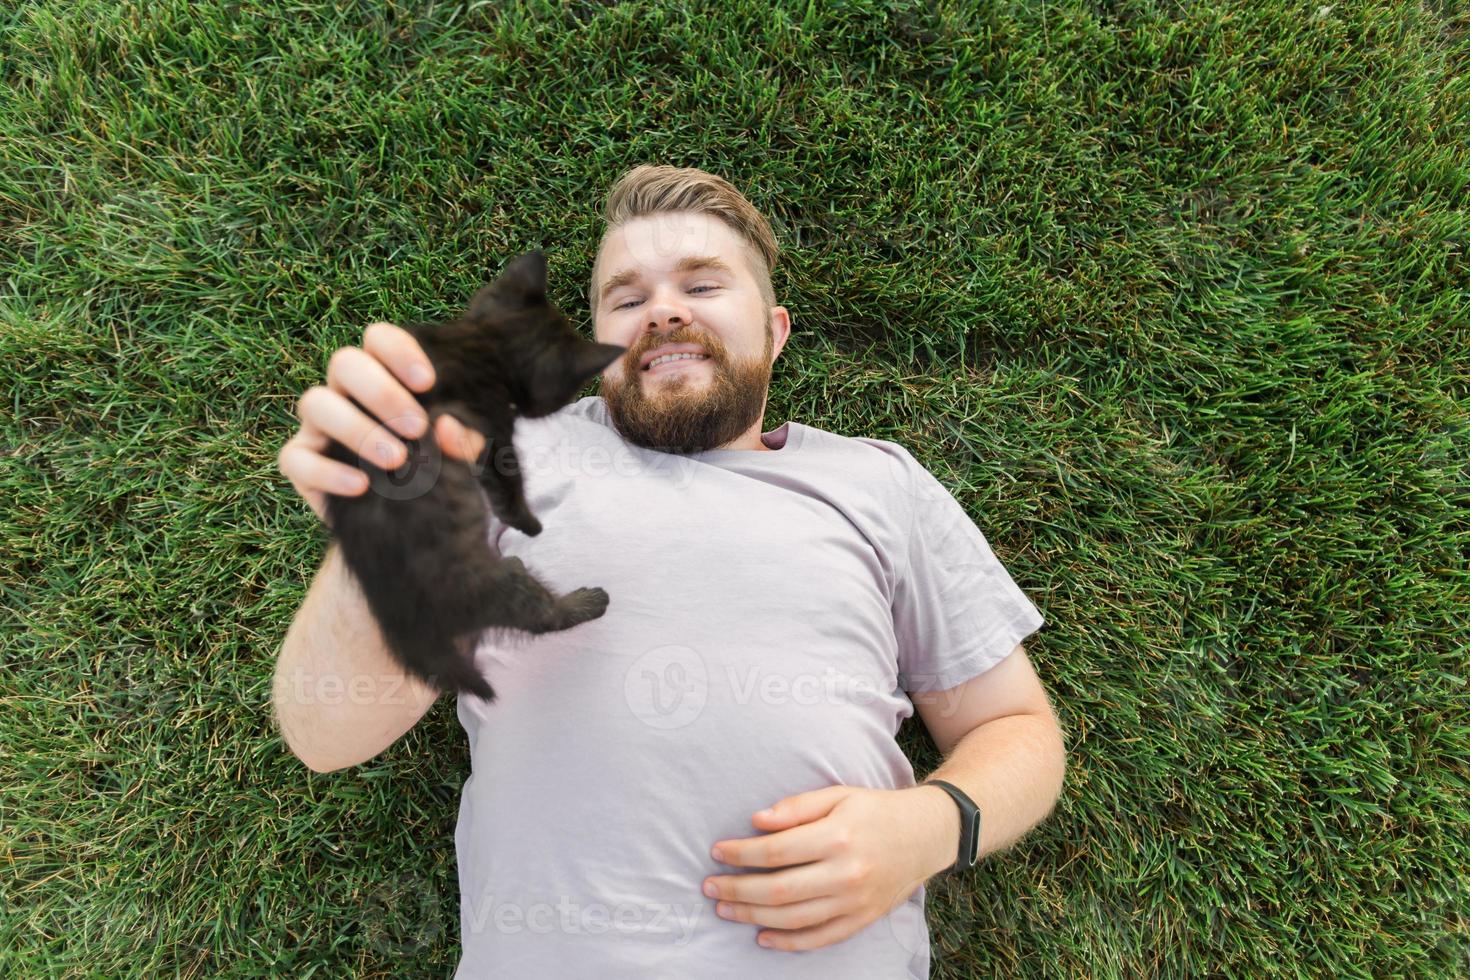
[
  {"x1": 909, "y1": 645, "x2": 1067, "y2": 867},
  {"x1": 271, "y1": 542, "x2": 442, "y2": 773},
  {"x1": 695, "y1": 645, "x2": 1067, "y2": 953}
]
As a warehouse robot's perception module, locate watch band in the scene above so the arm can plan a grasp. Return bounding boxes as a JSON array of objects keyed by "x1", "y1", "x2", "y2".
[{"x1": 923, "y1": 779, "x2": 982, "y2": 873}]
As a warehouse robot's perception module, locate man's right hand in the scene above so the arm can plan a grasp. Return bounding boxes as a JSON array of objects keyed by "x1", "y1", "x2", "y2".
[{"x1": 277, "y1": 321, "x2": 488, "y2": 526}]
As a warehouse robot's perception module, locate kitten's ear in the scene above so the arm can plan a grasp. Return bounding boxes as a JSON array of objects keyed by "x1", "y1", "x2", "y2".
[
  {"x1": 466, "y1": 284, "x2": 500, "y2": 319},
  {"x1": 466, "y1": 251, "x2": 549, "y2": 317},
  {"x1": 571, "y1": 341, "x2": 627, "y2": 384},
  {"x1": 498, "y1": 250, "x2": 549, "y2": 305}
]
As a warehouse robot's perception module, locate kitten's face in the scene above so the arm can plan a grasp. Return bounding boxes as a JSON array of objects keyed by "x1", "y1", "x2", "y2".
[{"x1": 466, "y1": 251, "x2": 624, "y2": 417}]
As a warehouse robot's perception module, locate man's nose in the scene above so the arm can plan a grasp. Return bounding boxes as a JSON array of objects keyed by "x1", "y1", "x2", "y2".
[{"x1": 645, "y1": 292, "x2": 693, "y2": 331}]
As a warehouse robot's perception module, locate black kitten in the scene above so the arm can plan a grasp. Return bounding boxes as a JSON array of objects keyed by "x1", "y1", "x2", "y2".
[{"x1": 321, "y1": 251, "x2": 626, "y2": 703}]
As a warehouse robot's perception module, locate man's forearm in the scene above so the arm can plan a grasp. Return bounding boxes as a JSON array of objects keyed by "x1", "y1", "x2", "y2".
[
  {"x1": 271, "y1": 542, "x2": 442, "y2": 773},
  {"x1": 910, "y1": 712, "x2": 1068, "y2": 876}
]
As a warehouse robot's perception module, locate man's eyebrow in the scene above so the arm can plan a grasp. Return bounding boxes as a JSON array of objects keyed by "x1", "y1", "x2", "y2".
[{"x1": 599, "y1": 255, "x2": 735, "y2": 304}]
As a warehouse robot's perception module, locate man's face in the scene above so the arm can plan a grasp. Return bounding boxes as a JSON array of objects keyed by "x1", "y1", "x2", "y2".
[{"x1": 592, "y1": 211, "x2": 790, "y2": 454}]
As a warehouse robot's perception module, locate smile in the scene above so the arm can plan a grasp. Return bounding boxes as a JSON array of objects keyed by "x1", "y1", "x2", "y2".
[{"x1": 645, "y1": 354, "x2": 711, "y2": 373}]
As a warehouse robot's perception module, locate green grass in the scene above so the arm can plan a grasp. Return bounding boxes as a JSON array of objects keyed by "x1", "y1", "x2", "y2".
[{"x1": 2, "y1": 0, "x2": 1466, "y2": 975}]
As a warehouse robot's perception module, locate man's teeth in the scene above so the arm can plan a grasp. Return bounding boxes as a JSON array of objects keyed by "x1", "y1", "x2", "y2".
[{"x1": 646, "y1": 353, "x2": 710, "y2": 370}]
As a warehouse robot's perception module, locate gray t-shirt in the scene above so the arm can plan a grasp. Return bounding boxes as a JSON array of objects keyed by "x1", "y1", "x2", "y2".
[{"x1": 452, "y1": 395, "x2": 1045, "y2": 979}]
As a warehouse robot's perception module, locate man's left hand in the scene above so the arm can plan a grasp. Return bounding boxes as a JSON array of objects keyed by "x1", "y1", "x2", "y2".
[{"x1": 704, "y1": 784, "x2": 954, "y2": 952}]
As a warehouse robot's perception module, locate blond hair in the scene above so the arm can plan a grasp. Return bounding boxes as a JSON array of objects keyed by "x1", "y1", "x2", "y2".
[{"x1": 588, "y1": 164, "x2": 780, "y2": 320}]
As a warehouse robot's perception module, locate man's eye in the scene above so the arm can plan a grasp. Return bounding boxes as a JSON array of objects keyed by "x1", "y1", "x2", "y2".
[{"x1": 614, "y1": 286, "x2": 717, "y2": 311}]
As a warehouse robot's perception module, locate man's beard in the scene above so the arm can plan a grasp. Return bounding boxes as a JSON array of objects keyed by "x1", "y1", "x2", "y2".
[{"x1": 600, "y1": 323, "x2": 775, "y2": 454}]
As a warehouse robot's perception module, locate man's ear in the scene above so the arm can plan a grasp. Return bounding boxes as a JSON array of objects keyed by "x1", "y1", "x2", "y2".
[{"x1": 769, "y1": 306, "x2": 792, "y2": 362}]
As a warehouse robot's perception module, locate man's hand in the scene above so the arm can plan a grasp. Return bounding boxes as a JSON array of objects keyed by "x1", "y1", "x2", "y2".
[
  {"x1": 276, "y1": 321, "x2": 487, "y2": 526},
  {"x1": 703, "y1": 785, "x2": 955, "y2": 952}
]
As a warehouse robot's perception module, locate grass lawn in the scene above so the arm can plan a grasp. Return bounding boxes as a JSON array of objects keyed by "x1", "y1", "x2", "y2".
[{"x1": 2, "y1": 0, "x2": 1466, "y2": 976}]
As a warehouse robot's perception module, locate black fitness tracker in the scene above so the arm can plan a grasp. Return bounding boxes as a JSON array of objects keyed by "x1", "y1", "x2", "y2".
[{"x1": 924, "y1": 779, "x2": 981, "y2": 873}]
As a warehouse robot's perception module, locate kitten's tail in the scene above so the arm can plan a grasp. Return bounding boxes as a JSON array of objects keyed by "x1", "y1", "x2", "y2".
[{"x1": 383, "y1": 627, "x2": 498, "y2": 704}]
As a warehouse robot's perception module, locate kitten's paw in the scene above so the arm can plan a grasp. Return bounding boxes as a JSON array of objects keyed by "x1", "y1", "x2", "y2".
[
  {"x1": 558, "y1": 586, "x2": 609, "y2": 623},
  {"x1": 497, "y1": 555, "x2": 527, "y2": 576},
  {"x1": 513, "y1": 514, "x2": 543, "y2": 537}
]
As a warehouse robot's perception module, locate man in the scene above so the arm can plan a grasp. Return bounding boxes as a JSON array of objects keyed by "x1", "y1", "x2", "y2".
[{"x1": 273, "y1": 164, "x2": 1066, "y2": 978}]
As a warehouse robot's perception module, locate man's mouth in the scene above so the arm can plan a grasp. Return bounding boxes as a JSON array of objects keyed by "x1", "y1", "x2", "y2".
[{"x1": 643, "y1": 352, "x2": 711, "y2": 372}]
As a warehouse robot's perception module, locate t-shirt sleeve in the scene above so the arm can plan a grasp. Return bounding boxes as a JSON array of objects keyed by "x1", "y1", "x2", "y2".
[{"x1": 888, "y1": 447, "x2": 1046, "y2": 693}]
